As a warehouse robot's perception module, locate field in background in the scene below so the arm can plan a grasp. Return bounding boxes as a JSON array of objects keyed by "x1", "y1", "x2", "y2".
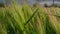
[{"x1": 0, "y1": 0, "x2": 60, "y2": 34}]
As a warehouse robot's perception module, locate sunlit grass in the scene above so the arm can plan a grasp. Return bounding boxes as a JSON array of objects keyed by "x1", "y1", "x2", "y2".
[{"x1": 0, "y1": 0, "x2": 60, "y2": 34}]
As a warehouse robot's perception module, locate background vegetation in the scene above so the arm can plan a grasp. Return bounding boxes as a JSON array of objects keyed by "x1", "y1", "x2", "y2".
[{"x1": 0, "y1": 0, "x2": 60, "y2": 34}]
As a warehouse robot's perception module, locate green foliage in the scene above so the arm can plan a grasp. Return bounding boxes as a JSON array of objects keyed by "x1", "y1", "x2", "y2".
[{"x1": 0, "y1": 0, "x2": 60, "y2": 34}]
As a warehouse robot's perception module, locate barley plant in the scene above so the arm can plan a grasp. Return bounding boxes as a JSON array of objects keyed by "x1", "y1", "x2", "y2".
[{"x1": 0, "y1": 0, "x2": 60, "y2": 34}]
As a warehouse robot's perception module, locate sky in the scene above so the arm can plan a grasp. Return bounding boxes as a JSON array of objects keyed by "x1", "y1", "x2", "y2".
[
  {"x1": 0, "y1": 0, "x2": 3, "y2": 3},
  {"x1": 0, "y1": 0, "x2": 60, "y2": 6}
]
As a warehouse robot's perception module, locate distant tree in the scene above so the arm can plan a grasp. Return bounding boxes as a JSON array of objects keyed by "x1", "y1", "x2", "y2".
[
  {"x1": 44, "y1": 4, "x2": 48, "y2": 7},
  {"x1": 53, "y1": 0, "x2": 54, "y2": 6},
  {"x1": 0, "y1": 3, "x2": 5, "y2": 8}
]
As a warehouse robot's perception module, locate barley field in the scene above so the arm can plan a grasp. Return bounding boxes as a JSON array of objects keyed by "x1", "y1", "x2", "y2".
[{"x1": 0, "y1": 0, "x2": 60, "y2": 34}]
